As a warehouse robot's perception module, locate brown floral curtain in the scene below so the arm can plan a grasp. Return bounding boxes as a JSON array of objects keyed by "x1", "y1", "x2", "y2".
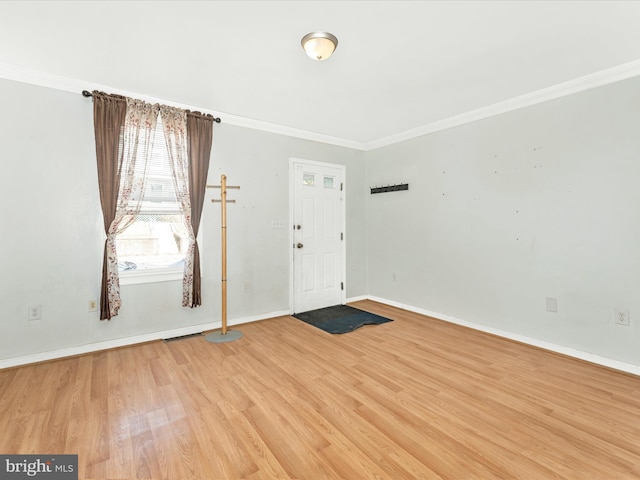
[
  {"x1": 93, "y1": 93, "x2": 214, "y2": 317},
  {"x1": 160, "y1": 106, "x2": 195, "y2": 306},
  {"x1": 160, "y1": 105, "x2": 214, "y2": 307},
  {"x1": 93, "y1": 93, "x2": 160, "y2": 319}
]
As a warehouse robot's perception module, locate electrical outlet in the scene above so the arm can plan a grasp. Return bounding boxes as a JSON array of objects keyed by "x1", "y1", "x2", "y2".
[
  {"x1": 615, "y1": 308, "x2": 630, "y2": 326},
  {"x1": 28, "y1": 304, "x2": 42, "y2": 321},
  {"x1": 88, "y1": 299, "x2": 98, "y2": 312}
]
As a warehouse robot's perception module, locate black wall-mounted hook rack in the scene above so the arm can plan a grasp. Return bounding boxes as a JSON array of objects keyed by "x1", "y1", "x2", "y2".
[{"x1": 370, "y1": 183, "x2": 409, "y2": 194}]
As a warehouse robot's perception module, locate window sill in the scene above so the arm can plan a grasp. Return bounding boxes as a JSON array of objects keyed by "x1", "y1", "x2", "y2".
[{"x1": 120, "y1": 268, "x2": 183, "y2": 285}]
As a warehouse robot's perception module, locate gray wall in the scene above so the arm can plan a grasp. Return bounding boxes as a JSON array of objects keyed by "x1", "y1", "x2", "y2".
[
  {"x1": 365, "y1": 76, "x2": 640, "y2": 365},
  {"x1": 3, "y1": 73, "x2": 640, "y2": 369},
  {"x1": 0, "y1": 78, "x2": 366, "y2": 361}
]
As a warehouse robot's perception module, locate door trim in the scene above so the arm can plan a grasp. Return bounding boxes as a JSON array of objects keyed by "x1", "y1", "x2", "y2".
[{"x1": 289, "y1": 157, "x2": 346, "y2": 314}]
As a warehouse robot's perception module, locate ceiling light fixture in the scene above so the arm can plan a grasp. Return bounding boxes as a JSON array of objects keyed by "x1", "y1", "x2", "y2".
[{"x1": 301, "y1": 32, "x2": 338, "y2": 61}]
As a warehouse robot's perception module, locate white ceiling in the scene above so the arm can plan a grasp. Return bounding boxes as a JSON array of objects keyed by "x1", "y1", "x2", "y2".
[{"x1": 2, "y1": 1, "x2": 640, "y2": 149}]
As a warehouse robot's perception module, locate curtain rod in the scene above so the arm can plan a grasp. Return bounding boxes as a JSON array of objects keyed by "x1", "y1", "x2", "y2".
[{"x1": 81, "y1": 90, "x2": 222, "y2": 123}]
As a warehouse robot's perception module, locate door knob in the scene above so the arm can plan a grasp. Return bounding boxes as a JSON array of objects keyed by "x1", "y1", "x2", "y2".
[{"x1": 296, "y1": 243, "x2": 304, "y2": 249}]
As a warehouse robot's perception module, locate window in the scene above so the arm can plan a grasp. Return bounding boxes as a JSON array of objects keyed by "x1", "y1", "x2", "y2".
[{"x1": 116, "y1": 117, "x2": 189, "y2": 284}]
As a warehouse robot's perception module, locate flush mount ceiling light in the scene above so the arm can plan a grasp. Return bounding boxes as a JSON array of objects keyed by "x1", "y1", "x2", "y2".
[{"x1": 301, "y1": 32, "x2": 338, "y2": 61}]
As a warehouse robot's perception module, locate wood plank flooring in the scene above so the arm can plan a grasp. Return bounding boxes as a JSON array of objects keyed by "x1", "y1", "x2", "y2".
[{"x1": 1, "y1": 299, "x2": 640, "y2": 479}]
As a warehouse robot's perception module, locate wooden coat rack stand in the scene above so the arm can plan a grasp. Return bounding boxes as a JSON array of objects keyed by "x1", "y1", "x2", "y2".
[{"x1": 205, "y1": 174, "x2": 242, "y2": 343}]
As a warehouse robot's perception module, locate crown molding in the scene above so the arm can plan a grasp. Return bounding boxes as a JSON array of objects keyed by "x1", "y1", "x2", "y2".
[
  {"x1": 364, "y1": 59, "x2": 640, "y2": 151},
  {"x1": 2, "y1": 59, "x2": 640, "y2": 153},
  {"x1": 218, "y1": 111, "x2": 365, "y2": 150},
  {"x1": 0, "y1": 62, "x2": 365, "y2": 151}
]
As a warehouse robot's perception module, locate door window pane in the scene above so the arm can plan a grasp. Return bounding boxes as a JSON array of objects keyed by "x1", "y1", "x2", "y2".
[{"x1": 303, "y1": 173, "x2": 315, "y2": 186}]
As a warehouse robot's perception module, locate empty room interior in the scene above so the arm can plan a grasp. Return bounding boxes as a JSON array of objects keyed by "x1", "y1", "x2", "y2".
[{"x1": 2, "y1": 1, "x2": 640, "y2": 479}]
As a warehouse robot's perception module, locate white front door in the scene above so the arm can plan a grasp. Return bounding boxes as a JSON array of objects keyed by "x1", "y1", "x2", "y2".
[{"x1": 291, "y1": 159, "x2": 345, "y2": 314}]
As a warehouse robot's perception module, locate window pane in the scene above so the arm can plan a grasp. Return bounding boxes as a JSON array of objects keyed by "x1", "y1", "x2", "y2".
[
  {"x1": 140, "y1": 118, "x2": 180, "y2": 212},
  {"x1": 303, "y1": 173, "x2": 315, "y2": 186},
  {"x1": 117, "y1": 214, "x2": 188, "y2": 271},
  {"x1": 323, "y1": 176, "x2": 334, "y2": 188},
  {"x1": 116, "y1": 116, "x2": 188, "y2": 274}
]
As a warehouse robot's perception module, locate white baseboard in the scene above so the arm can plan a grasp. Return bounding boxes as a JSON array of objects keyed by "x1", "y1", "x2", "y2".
[
  {"x1": 5, "y1": 297, "x2": 639, "y2": 377},
  {"x1": 346, "y1": 295, "x2": 369, "y2": 303},
  {"x1": 368, "y1": 295, "x2": 640, "y2": 377},
  {"x1": 0, "y1": 309, "x2": 289, "y2": 370}
]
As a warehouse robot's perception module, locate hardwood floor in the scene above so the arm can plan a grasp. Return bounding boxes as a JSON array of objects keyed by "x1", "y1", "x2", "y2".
[{"x1": 1, "y1": 299, "x2": 640, "y2": 479}]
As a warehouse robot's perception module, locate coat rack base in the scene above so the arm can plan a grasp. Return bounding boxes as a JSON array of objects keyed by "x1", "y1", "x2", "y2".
[{"x1": 205, "y1": 330, "x2": 243, "y2": 343}]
